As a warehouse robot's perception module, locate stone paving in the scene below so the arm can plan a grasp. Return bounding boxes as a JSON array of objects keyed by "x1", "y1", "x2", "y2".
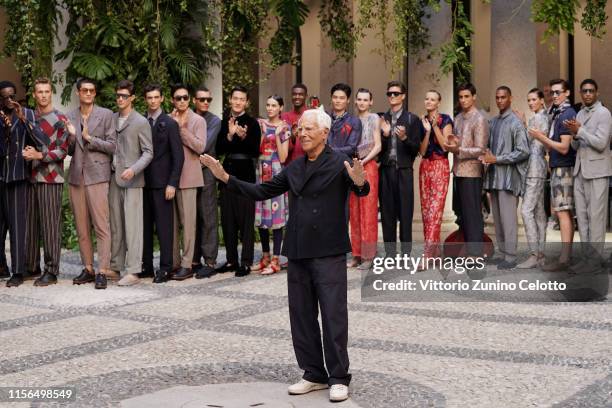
[{"x1": 0, "y1": 249, "x2": 610, "y2": 407}]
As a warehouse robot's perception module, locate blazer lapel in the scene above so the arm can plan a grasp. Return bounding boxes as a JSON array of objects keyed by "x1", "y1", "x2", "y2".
[{"x1": 87, "y1": 107, "x2": 103, "y2": 135}]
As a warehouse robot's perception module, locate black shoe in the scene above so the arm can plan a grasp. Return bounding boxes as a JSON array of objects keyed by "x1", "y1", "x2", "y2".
[
  {"x1": 95, "y1": 273, "x2": 107, "y2": 289},
  {"x1": 497, "y1": 260, "x2": 517, "y2": 270},
  {"x1": 0, "y1": 264, "x2": 9, "y2": 279},
  {"x1": 215, "y1": 262, "x2": 237, "y2": 273},
  {"x1": 139, "y1": 269, "x2": 155, "y2": 278},
  {"x1": 24, "y1": 265, "x2": 42, "y2": 281},
  {"x1": 6, "y1": 274, "x2": 23, "y2": 287},
  {"x1": 153, "y1": 270, "x2": 169, "y2": 283},
  {"x1": 73, "y1": 269, "x2": 95, "y2": 285},
  {"x1": 195, "y1": 264, "x2": 215, "y2": 279},
  {"x1": 235, "y1": 265, "x2": 251, "y2": 277},
  {"x1": 34, "y1": 272, "x2": 57, "y2": 286},
  {"x1": 171, "y1": 267, "x2": 193, "y2": 281}
]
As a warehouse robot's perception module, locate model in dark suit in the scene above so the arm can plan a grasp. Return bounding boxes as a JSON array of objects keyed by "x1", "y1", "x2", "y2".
[
  {"x1": 202, "y1": 109, "x2": 368, "y2": 403},
  {"x1": 142, "y1": 84, "x2": 185, "y2": 283}
]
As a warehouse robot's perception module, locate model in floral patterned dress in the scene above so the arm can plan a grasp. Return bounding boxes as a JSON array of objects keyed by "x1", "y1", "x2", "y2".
[{"x1": 253, "y1": 96, "x2": 290, "y2": 274}]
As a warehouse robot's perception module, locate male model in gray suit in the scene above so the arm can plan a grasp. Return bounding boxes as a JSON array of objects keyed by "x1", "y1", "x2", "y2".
[
  {"x1": 568, "y1": 78, "x2": 612, "y2": 268},
  {"x1": 67, "y1": 78, "x2": 116, "y2": 289},
  {"x1": 110, "y1": 80, "x2": 153, "y2": 286}
]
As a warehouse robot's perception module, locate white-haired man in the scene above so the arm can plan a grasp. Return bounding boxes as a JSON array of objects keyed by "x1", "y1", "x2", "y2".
[{"x1": 202, "y1": 109, "x2": 368, "y2": 402}]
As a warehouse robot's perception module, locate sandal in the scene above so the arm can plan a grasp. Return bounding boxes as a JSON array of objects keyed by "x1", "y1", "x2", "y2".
[
  {"x1": 252, "y1": 253, "x2": 271, "y2": 272},
  {"x1": 261, "y1": 256, "x2": 281, "y2": 275}
]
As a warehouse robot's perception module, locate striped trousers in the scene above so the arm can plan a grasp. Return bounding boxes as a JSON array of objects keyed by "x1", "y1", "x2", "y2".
[
  {"x1": 26, "y1": 183, "x2": 63, "y2": 275},
  {"x1": 0, "y1": 181, "x2": 28, "y2": 275}
]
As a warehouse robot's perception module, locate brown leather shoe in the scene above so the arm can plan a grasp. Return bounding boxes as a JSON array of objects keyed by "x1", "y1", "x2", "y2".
[{"x1": 103, "y1": 270, "x2": 121, "y2": 281}]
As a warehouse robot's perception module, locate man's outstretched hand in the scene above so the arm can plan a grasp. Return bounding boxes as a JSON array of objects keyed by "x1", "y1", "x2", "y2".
[
  {"x1": 200, "y1": 154, "x2": 230, "y2": 183},
  {"x1": 344, "y1": 158, "x2": 366, "y2": 187}
]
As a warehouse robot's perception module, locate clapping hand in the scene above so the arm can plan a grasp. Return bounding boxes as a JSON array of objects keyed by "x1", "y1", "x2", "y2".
[
  {"x1": 200, "y1": 154, "x2": 230, "y2": 183},
  {"x1": 444, "y1": 134, "x2": 460, "y2": 154},
  {"x1": 528, "y1": 128, "x2": 546, "y2": 141},
  {"x1": 421, "y1": 116, "x2": 432, "y2": 133},
  {"x1": 564, "y1": 119, "x2": 581, "y2": 135},
  {"x1": 22, "y1": 145, "x2": 42, "y2": 161},
  {"x1": 344, "y1": 158, "x2": 366, "y2": 187},
  {"x1": 235, "y1": 124, "x2": 247, "y2": 139},
  {"x1": 380, "y1": 118, "x2": 391, "y2": 137},
  {"x1": 479, "y1": 149, "x2": 496, "y2": 165},
  {"x1": 395, "y1": 125, "x2": 407, "y2": 140},
  {"x1": 63, "y1": 118, "x2": 76, "y2": 137}
]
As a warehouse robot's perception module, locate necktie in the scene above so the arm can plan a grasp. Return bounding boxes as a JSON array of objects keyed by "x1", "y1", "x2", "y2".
[{"x1": 148, "y1": 117, "x2": 154, "y2": 128}]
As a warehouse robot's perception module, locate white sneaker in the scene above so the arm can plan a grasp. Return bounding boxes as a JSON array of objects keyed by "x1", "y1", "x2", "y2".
[
  {"x1": 117, "y1": 273, "x2": 140, "y2": 286},
  {"x1": 516, "y1": 254, "x2": 539, "y2": 269},
  {"x1": 329, "y1": 384, "x2": 349, "y2": 402},
  {"x1": 287, "y1": 379, "x2": 328, "y2": 395}
]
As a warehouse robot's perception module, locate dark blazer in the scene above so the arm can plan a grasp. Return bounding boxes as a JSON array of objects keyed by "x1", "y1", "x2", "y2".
[
  {"x1": 0, "y1": 108, "x2": 50, "y2": 183},
  {"x1": 217, "y1": 112, "x2": 261, "y2": 183},
  {"x1": 227, "y1": 146, "x2": 369, "y2": 259},
  {"x1": 379, "y1": 109, "x2": 422, "y2": 168},
  {"x1": 145, "y1": 112, "x2": 184, "y2": 189}
]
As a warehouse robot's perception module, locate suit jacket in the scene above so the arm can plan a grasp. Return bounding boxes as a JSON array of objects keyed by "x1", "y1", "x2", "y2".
[
  {"x1": 112, "y1": 110, "x2": 153, "y2": 188},
  {"x1": 217, "y1": 112, "x2": 261, "y2": 183},
  {"x1": 571, "y1": 101, "x2": 612, "y2": 179},
  {"x1": 178, "y1": 109, "x2": 206, "y2": 189},
  {"x1": 379, "y1": 109, "x2": 422, "y2": 168},
  {"x1": 145, "y1": 112, "x2": 184, "y2": 189},
  {"x1": 227, "y1": 145, "x2": 370, "y2": 259},
  {"x1": 67, "y1": 105, "x2": 116, "y2": 186}
]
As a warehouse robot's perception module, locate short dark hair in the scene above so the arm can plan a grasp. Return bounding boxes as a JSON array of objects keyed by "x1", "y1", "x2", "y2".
[
  {"x1": 292, "y1": 83, "x2": 308, "y2": 94},
  {"x1": 457, "y1": 83, "x2": 477, "y2": 96},
  {"x1": 116, "y1": 79, "x2": 135, "y2": 95},
  {"x1": 76, "y1": 77, "x2": 96, "y2": 91},
  {"x1": 330, "y1": 83, "x2": 352, "y2": 98},
  {"x1": 549, "y1": 78, "x2": 570, "y2": 91},
  {"x1": 171, "y1": 83, "x2": 190, "y2": 97},
  {"x1": 267, "y1": 94, "x2": 284, "y2": 108},
  {"x1": 528, "y1": 87, "x2": 545, "y2": 99},
  {"x1": 496, "y1": 85, "x2": 512, "y2": 96},
  {"x1": 356, "y1": 88, "x2": 372, "y2": 100},
  {"x1": 143, "y1": 83, "x2": 163, "y2": 97},
  {"x1": 0, "y1": 80, "x2": 17, "y2": 93},
  {"x1": 580, "y1": 78, "x2": 598, "y2": 91},
  {"x1": 230, "y1": 85, "x2": 249, "y2": 99},
  {"x1": 195, "y1": 86, "x2": 210, "y2": 94},
  {"x1": 386, "y1": 81, "x2": 406, "y2": 94},
  {"x1": 426, "y1": 89, "x2": 442, "y2": 101}
]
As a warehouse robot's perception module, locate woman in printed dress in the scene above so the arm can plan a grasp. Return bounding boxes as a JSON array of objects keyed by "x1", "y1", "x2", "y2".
[{"x1": 252, "y1": 95, "x2": 290, "y2": 274}]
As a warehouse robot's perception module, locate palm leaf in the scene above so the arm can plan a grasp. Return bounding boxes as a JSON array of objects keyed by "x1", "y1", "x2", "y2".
[{"x1": 72, "y1": 52, "x2": 115, "y2": 80}]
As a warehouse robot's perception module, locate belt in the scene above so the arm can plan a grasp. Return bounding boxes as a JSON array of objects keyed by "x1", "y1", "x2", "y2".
[{"x1": 226, "y1": 153, "x2": 252, "y2": 160}]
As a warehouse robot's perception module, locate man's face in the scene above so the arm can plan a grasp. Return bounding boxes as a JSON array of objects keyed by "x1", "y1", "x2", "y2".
[
  {"x1": 0, "y1": 86, "x2": 17, "y2": 111},
  {"x1": 458, "y1": 90, "x2": 476, "y2": 111},
  {"x1": 194, "y1": 90, "x2": 212, "y2": 113},
  {"x1": 580, "y1": 84, "x2": 598, "y2": 106},
  {"x1": 355, "y1": 92, "x2": 372, "y2": 113},
  {"x1": 551, "y1": 83, "x2": 569, "y2": 106},
  {"x1": 331, "y1": 90, "x2": 349, "y2": 112},
  {"x1": 77, "y1": 83, "x2": 96, "y2": 105},
  {"x1": 386, "y1": 86, "x2": 405, "y2": 107},
  {"x1": 145, "y1": 90, "x2": 163, "y2": 112},
  {"x1": 292, "y1": 87, "x2": 307, "y2": 109},
  {"x1": 495, "y1": 89, "x2": 512, "y2": 112},
  {"x1": 115, "y1": 88, "x2": 134, "y2": 111},
  {"x1": 34, "y1": 83, "x2": 52, "y2": 110},
  {"x1": 229, "y1": 91, "x2": 248, "y2": 113},
  {"x1": 298, "y1": 114, "x2": 327, "y2": 154},
  {"x1": 527, "y1": 92, "x2": 543, "y2": 113},
  {"x1": 172, "y1": 88, "x2": 190, "y2": 113}
]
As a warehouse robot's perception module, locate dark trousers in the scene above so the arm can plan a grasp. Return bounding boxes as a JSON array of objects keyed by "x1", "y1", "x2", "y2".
[
  {"x1": 193, "y1": 169, "x2": 219, "y2": 265},
  {"x1": 379, "y1": 166, "x2": 414, "y2": 256},
  {"x1": 454, "y1": 177, "x2": 484, "y2": 255},
  {"x1": 288, "y1": 254, "x2": 351, "y2": 386},
  {"x1": 0, "y1": 181, "x2": 28, "y2": 275},
  {"x1": 143, "y1": 188, "x2": 174, "y2": 272},
  {"x1": 220, "y1": 187, "x2": 255, "y2": 266},
  {"x1": 0, "y1": 221, "x2": 7, "y2": 267},
  {"x1": 26, "y1": 183, "x2": 63, "y2": 275}
]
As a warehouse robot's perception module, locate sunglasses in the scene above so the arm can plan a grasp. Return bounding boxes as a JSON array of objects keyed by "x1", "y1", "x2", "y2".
[
  {"x1": 80, "y1": 88, "x2": 95, "y2": 95},
  {"x1": 1, "y1": 94, "x2": 16, "y2": 101},
  {"x1": 196, "y1": 97, "x2": 212, "y2": 103},
  {"x1": 386, "y1": 91, "x2": 403, "y2": 97},
  {"x1": 116, "y1": 93, "x2": 131, "y2": 100},
  {"x1": 174, "y1": 95, "x2": 190, "y2": 102},
  {"x1": 551, "y1": 90, "x2": 564, "y2": 96},
  {"x1": 581, "y1": 88, "x2": 596, "y2": 94}
]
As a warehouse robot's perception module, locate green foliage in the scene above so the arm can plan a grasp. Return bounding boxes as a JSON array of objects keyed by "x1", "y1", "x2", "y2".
[
  {"x1": 318, "y1": 0, "x2": 358, "y2": 62},
  {"x1": 437, "y1": 0, "x2": 473, "y2": 84},
  {"x1": 61, "y1": 182, "x2": 79, "y2": 250},
  {"x1": 268, "y1": 0, "x2": 309, "y2": 68},
  {"x1": 532, "y1": 0, "x2": 580, "y2": 42},
  {"x1": 582, "y1": 0, "x2": 608, "y2": 39}
]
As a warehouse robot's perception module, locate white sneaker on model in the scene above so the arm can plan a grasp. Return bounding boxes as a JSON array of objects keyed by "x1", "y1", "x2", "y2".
[
  {"x1": 117, "y1": 273, "x2": 140, "y2": 286},
  {"x1": 329, "y1": 384, "x2": 349, "y2": 402},
  {"x1": 287, "y1": 379, "x2": 328, "y2": 395}
]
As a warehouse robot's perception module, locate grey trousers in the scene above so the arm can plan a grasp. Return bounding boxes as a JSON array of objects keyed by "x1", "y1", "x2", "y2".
[
  {"x1": 109, "y1": 178, "x2": 144, "y2": 275},
  {"x1": 490, "y1": 190, "x2": 518, "y2": 262},
  {"x1": 193, "y1": 169, "x2": 219, "y2": 265},
  {"x1": 574, "y1": 172, "x2": 609, "y2": 258},
  {"x1": 520, "y1": 178, "x2": 547, "y2": 255}
]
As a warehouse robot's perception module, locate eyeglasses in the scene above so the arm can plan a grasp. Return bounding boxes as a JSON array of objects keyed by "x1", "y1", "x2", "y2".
[
  {"x1": 116, "y1": 93, "x2": 131, "y2": 100},
  {"x1": 0, "y1": 94, "x2": 16, "y2": 101},
  {"x1": 581, "y1": 88, "x2": 596, "y2": 94},
  {"x1": 196, "y1": 97, "x2": 212, "y2": 103},
  {"x1": 80, "y1": 88, "x2": 95, "y2": 95},
  {"x1": 551, "y1": 90, "x2": 563, "y2": 96},
  {"x1": 386, "y1": 91, "x2": 403, "y2": 98},
  {"x1": 173, "y1": 95, "x2": 190, "y2": 102}
]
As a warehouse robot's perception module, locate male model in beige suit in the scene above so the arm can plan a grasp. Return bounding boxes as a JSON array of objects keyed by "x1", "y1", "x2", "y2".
[
  {"x1": 67, "y1": 78, "x2": 116, "y2": 289},
  {"x1": 110, "y1": 80, "x2": 153, "y2": 286},
  {"x1": 170, "y1": 84, "x2": 206, "y2": 280}
]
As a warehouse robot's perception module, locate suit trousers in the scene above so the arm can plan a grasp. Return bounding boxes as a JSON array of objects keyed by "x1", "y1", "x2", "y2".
[
  {"x1": 0, "y1": 181, "x2": 28, "y2": 275},
  {"x1": 349, "y1": 160, "x2": 379, "y2": 259},
  {"x1": 379, "y1": 165, "x2": 413, "y2": 256},
  {"x1": 521, "y1": 177, "x2": 547, "y2": 255},
  {"x1": 490, "y1": 190, "x2": 518, "y2": 262},
  {"x1": 26, "y1": 183, "x2": 63, "y2": 275},
  {"x1": 109, "y1": 177, "x2": 143, "y2": 274},
  {"x1": 574, "y1": 172, "x2": 609, "y2": 259},
  {"x1": 454, "y1": 177, "x2": 484, "y2": 256},
  {"x1": 193, "y1": 169, "x2": 219, "y2": 265},
  {"x1": 69, "y1": 182, "x2": 111, "y2": 270},
  {"x1": 143, "y1": 188, "x2": 174, "y2": 273},
  {"x1": 172, "y1": 188, "x2": 198, "y2": 269},
  {"x1": 220, "y1": 187, "x2": 255, "y2": 266},
  {"x1": 288, "y1": 254, "x2": 351, "y2": 386}
]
